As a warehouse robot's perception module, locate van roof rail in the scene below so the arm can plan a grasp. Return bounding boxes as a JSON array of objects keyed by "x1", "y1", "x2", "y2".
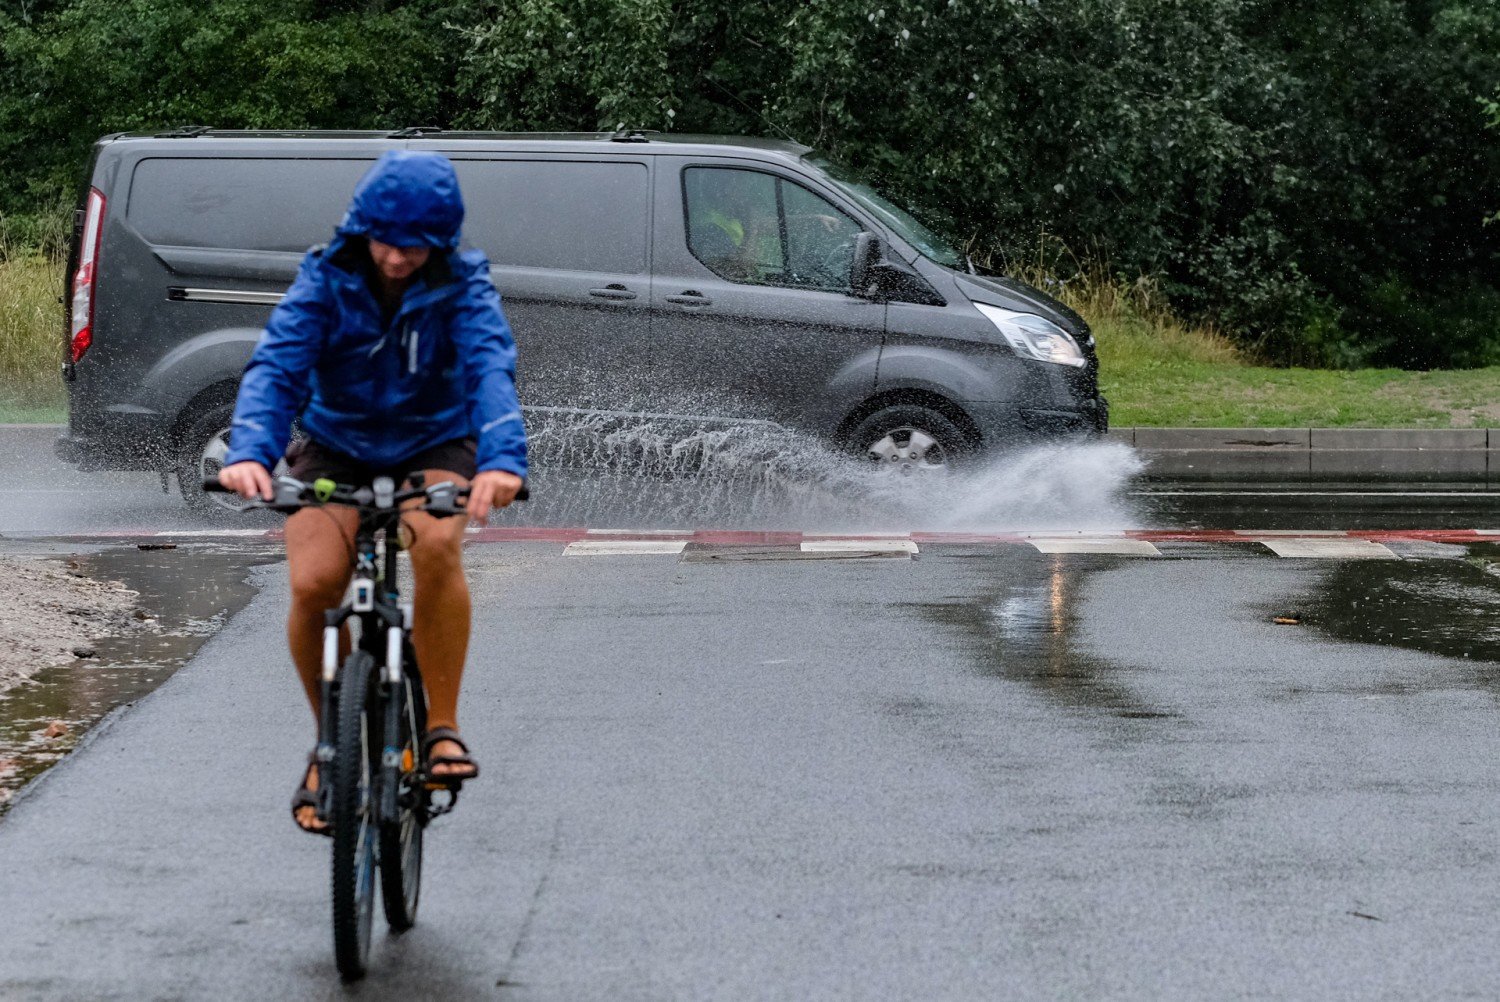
[
  {"x1": 389, "y1": 126, "x2": 445, "y2": 138},
  {"x1": 610, "y1": 128, "x2": 660, "y2": 143},
  {"x1": 154, "y1": 125, "x2": 214, "y2": 138}
]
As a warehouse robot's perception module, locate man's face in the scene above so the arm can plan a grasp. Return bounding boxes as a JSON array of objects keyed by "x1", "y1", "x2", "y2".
[{"x1": 369, "y1": 238, "x2": 430, "y2": 282}]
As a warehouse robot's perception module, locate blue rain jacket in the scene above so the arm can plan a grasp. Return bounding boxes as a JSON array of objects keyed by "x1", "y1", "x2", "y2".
[{"x1": 224, "y1": 151, "x2": 527, "y2": 477}]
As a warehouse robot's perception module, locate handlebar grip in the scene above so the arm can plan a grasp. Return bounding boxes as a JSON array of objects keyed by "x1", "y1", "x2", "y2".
[
  {"x1": 202, "y1": 477, "x2": 232, "y2": 493},
  {"x1": 515, "y1": 485, "x2": 530, "y2": 502}
]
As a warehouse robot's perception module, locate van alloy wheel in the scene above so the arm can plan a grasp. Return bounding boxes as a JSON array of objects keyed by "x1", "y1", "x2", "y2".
[
  {"x1": 197, "y1": 424, "x2": 241, "y2": 512},
  {"x1": 867, "y1": 427, "x2": 948, "y2": 475},
  {"x1": 848, "y1": 403, "x2": 970, "y2": 476},
  {"x1": 175, "y1": 401, "x2": 288, "y2": 516}
]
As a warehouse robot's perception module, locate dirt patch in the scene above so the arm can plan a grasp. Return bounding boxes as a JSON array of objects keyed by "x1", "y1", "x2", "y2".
[{"x1": 0, "y1": 556, "x2": 142, "y2": 692}]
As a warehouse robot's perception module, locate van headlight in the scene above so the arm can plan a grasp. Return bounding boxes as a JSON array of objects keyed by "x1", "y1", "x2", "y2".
[{"x1": 974, "y1": 303, "x2": 1086, "y2": 368}]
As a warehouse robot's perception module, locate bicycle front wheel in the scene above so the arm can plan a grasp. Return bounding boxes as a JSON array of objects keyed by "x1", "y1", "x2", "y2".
[
  {"x1": 331, "y1": 650, "x2": 379, "y2": 981},
  {"x1": 380, "y1": 654, "x2": 426, "y2": 932}
]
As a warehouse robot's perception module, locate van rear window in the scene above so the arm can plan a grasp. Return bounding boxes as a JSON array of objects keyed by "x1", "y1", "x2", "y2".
[
  {"x1": 128, "y1": 158, "x2": 373, "y2": 252},
  {"x1": 453, "y1": 159, "x2": 648, "y2": 274}
]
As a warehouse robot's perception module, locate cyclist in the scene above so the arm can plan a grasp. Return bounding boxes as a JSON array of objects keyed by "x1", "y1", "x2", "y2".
[{"x1": 216, "y1": 151, "x2": 526, "y2": 835}]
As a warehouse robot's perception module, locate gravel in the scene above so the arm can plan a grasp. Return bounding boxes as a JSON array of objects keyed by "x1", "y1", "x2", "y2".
[{"x1": 0, "y1": 556, "x2": 140, "y2": 691}]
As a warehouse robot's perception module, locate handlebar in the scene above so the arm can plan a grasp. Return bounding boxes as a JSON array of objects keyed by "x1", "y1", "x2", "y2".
[{"x1": 202, "y1": 473, "x2": 528, "y2": 515}]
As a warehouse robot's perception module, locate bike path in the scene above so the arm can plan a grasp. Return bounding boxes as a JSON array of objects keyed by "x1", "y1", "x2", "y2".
[{"x1": 4, "y1": 546, "x2": 1500, "y2": 998}]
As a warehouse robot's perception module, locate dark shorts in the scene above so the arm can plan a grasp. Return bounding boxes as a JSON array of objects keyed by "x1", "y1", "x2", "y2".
[{"x1": 285, "y1": 437, "x2": 478, "y2": 487}]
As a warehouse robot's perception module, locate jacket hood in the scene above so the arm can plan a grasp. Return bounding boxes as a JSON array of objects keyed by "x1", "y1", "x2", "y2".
[{"x1": 336, "y1": 151, "x2": 465, "y2": 250}]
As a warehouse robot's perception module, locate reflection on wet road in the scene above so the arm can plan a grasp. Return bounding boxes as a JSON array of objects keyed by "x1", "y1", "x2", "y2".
[
  {"x1": 1298, "y1": 546, "x2": 1500, "y2": 670},
  {"x1": 906, "y1": 549, "x2": 1161, "y2": 718}
]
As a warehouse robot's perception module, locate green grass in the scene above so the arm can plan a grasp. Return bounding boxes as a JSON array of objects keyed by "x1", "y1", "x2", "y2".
[
  {"x1": 1005, "y1": 253, "x2": 1500, "y2": 429},
  {"x1": 1092, "y1": 313, "x2": 1500, "y2": 428},
  {"x1": 0, "y1": 254, "x2": 65, "y2": 421}
]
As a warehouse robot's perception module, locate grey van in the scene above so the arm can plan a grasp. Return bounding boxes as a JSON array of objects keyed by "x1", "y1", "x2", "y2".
[{"x1": 57, "y1": 129, "x2": 1107, "y2": 511}]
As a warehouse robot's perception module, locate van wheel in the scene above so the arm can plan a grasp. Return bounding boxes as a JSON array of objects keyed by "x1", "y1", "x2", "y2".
[
  {"x1": 174, "y1": 404, "x2": 287, "y2": 516},
  {"x1": 175, "y1": 403, "x2": 241, "y2": 516},
  {"x1": 848, "y1": 405, "x2": 971, "y2": 475}
]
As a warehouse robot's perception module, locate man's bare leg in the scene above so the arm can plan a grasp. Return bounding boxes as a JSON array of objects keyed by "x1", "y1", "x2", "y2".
[
  {"x1": 403, "y1": 468, "x2": 474, "y2": 778},
  {"x1": 284, "y1": 505, "x2": 359, "y2": 831}
]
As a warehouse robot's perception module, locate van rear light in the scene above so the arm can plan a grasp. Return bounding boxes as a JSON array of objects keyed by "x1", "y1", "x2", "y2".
[{"x1": 69, "y1": 187, "x2": 105, "y2": 363}]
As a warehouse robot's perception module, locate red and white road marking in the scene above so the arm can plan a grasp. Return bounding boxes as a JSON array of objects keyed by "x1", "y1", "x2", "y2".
[{"x1": 5, "y1": 526, "x2": 1499, "y2": 559}]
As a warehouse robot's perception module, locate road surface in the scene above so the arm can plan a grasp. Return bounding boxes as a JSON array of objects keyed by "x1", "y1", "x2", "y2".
[{"x1": 3, "y1": 533, "x2": 1500, "y2": 998}]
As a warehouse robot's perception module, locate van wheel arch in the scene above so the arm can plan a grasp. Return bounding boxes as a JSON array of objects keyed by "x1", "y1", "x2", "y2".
[
  {"x1": 836, "y1": 390, "x2": 983, "y2": 453},
  {"x1": 170, "y1": 382, "x2": 240, "y2": 449}
]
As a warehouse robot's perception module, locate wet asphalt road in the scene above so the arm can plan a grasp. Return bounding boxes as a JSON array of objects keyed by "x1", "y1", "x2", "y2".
[
  {"x1": 6, "y1": 425, "x2": 1500, "y2": 997},
  {"x1": 4, "y1": 541, "x2": 1500, "y2": 998}
]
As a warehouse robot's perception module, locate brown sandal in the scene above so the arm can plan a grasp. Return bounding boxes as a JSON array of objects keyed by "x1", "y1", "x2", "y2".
[
  {"x1": 422, "y1": 727, "x2": 479, "y2": 787},
  {"x1": 291, "y1": 754, "x2": 332, "y2": 837}
]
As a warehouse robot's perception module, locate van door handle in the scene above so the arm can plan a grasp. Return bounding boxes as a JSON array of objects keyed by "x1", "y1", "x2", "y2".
[
  {"x1": 588, "y1": 284, "x2": 638, "y2": 301},
  {"x1": 666, "y1": 292, "x2": 713, "y2": 307}
]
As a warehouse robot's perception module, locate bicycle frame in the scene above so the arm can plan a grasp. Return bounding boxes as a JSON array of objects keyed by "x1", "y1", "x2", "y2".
[{"x1": 315, "y1": 485, "x2": 409, "y2": 827}]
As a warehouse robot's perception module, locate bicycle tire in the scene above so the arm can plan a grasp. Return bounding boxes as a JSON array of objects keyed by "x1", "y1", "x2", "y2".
[
  {"x1": 331, "y1": 650, "x2": 379, "y2": 981},
  {"x1": 380, "y1": 653, "x2": 426, "y2": 931}
]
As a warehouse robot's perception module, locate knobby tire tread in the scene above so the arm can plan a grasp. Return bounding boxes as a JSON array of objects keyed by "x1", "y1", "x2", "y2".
[
  {"x1": 331, "y1": 650, "x2": 378, "y2": 981},
  {"x1": 380, "y1": 655, "x2": 426, "y2": 932}
]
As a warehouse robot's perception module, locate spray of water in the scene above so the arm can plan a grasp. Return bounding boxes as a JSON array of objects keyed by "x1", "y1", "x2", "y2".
[{"x1": 520, "y1": 410, "x2": 1145, "y2": 531}]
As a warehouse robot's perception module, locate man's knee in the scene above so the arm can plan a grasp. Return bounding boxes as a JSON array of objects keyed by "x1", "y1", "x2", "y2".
[
  {"x1": 407, "y1": 518, "x2": 464, "y2": 577},
  {"x1": 290, "y1": 564, "x2": 351, "y2": 608}
]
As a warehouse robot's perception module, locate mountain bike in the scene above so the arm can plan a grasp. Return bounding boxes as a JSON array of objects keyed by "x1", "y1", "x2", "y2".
[{"x1": 205, "y1": 472, "x2": 523, "y2": 980}]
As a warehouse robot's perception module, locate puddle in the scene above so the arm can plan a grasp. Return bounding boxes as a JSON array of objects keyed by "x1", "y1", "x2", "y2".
[
  {"x1": 0, "y1": 543, "x2": 276, "y2": 812},
  {"x1": 1295, "y1": 552, "x2": 1500, "y2": 680},
  {"x1": 904, "y1": 550, "x2": 1170, "y2": 719}
]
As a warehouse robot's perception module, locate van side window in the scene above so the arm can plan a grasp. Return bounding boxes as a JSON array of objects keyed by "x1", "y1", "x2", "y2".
[
  {"x1": 683, "y1": 167, "x2": 862, "y2": 292},
  {"x1": 128, "y1": 158, "x2": 374, "y2": 252},
  {"x1": 453, "y1": 160, "x2": 649, "y2": 274}
]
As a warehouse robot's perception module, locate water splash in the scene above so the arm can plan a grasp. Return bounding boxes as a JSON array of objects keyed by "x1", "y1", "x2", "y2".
[{"x1": 519, "y1": 410, "x2": 1145, "y2": 531}]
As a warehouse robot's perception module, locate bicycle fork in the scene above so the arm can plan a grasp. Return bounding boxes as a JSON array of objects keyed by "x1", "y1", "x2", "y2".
[{"x1": 314, "y1": 604, "x2": 354, "y2": 824}]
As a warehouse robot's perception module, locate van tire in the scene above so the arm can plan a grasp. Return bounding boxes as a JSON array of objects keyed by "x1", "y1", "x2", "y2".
[
  {"x1": 174, "y1": 402, "x2": 248, "y2": 517},
  {"x1": 847, "y1": 405, "x2": 971, "y2": 474}
]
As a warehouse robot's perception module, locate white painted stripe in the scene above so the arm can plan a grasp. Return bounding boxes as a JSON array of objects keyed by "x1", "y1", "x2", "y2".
[
  {"x1": 1257, "y1": 538, "x2": 1398, "y2": 559},
  {"x1": 564, "y1": 540, "x2": 688, "y2": 556},
  {"x1": 1233, "y1": 529, "x2": 1347, "y2": 536},
  {"x1": 1473, "y1": 529, "x2": 1500, "y2": 535},
  {"x1": 801, "y1": 539, "x2": 918, "y2": 555},
  {"x1": 804, "y1": 532, "x2": 913, "y2": 539},
  {"x1": 584, "y1": 528, "x2": 694, "y2": 537},
  {"x1": 1026, "y1": 537, "x2": 1162, "y2": 556}
]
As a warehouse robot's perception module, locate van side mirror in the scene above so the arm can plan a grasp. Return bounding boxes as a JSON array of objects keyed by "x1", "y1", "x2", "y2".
[
  {"x1": 849, "y1": 232, "x2": 882, "y2": 297},
  {"x1": 848, "y1": 231, "x2": 946, "y2": 306}
]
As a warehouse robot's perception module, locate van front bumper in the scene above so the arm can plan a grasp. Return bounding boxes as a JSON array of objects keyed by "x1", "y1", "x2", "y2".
[{"x1": 964, "y1": 395, "x2": 1108, "y2": 448}]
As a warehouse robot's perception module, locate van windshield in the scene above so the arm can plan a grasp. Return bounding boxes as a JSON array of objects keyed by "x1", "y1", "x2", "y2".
[{"x1": 806, "y1": 156, "x2": 964, "y2": 268}]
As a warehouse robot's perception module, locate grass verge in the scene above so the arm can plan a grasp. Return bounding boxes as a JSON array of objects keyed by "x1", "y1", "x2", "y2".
[
  {"x1": 1096, "y1": 321, "x2": 1500, "y2": 428},
  {"x1": 1, "y1": 254, "x2": 65, "y2": 422},
  {"x1": 1023, "y1": 257, "x2": 1500, "y2": 429}
]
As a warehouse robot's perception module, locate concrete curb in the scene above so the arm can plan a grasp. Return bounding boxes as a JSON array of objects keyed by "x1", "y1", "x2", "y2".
[{"x1": 1112, "y1": 427, "x2": 1500, "y2": 482}]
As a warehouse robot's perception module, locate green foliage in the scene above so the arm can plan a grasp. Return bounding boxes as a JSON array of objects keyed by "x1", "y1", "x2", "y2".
[
  {"x1": 2, "y1": 0, "x2": 1499, "y2": 369},
  {"x1": 457, "y1": 0, "x2": 1500, "y2": 370},
  {"x1": 0, "y1": 0, "x2": 466, "y2": 224}
]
